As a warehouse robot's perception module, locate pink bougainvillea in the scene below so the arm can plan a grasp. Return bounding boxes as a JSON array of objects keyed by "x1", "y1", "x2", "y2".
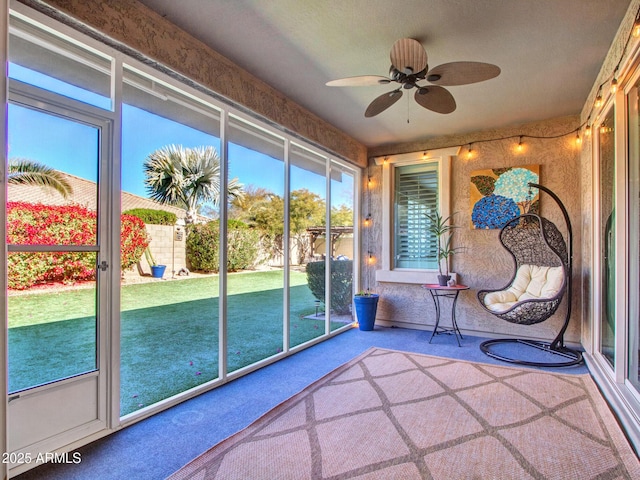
[{"x1": 7, "y1": 202, "x2": 149, "y2": 289}]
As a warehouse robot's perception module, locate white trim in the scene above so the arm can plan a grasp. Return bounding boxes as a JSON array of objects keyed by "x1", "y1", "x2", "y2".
[
  {"x1": 585, "y1": 353, "x2": 640, "y2": 455},
  {"x1": 324, "y1": 154, "x2": 332, "y2": 334},
  {"x1": 372, "y1": 146, "x2": 460, "y2": 166},
  {"x1": 614, "y1": 87, "x2": 628, "y2": 384},
  {"x1": 0, "y1": 4, "x2": 8, "y2": 480},
  {"x1": 108, "y1": 55, "x2": 123, "y2": 430},
  {"x1": 218, "y1": 109, "x2": 228, "y2": 381},
  {"x1": 283, "y1": 139, "x2": 291, "y2": 352}
]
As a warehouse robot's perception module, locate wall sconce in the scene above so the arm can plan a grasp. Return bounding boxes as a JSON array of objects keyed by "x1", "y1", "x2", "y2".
[{"x1": 367, "y1": 251, "x2": 375, "y2": 265}]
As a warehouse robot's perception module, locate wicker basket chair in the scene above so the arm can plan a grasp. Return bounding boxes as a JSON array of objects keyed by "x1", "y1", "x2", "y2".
[{"x1": 477, "y1": 183, "x2": 583, "y2": 367}]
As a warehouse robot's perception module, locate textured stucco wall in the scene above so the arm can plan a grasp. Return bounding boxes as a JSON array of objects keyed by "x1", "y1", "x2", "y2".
[
  {"x1": 365, "y1": 115, "x2": 583, "y2": 344},
  {"x1": 21, "y1": 0, "x2": 367, "y2": 167}
]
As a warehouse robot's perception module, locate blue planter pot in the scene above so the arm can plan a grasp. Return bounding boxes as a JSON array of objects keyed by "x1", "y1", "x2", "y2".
[
  {"x1": 353, "y1": 294, "x2": 379, "y2": 331},
  {"x1": 151, "y1": 265, "x2": 166, "y2": 278}
]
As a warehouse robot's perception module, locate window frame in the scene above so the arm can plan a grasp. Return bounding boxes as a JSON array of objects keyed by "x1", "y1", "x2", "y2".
[
  {"x1": 393, "y1": 161, "x2": 440, "y2": 270},
  {"x1": 375, "y1": 147, "x2": 456, "y2": 284}
]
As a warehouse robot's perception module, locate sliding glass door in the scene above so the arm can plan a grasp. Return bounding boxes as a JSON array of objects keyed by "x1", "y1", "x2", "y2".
[
  {"x1": 628, "y1": 78, "x2": 640, "y2": 392},
  {"x1": 598, "y1": 106, "x2": 616, "y2": 367}
]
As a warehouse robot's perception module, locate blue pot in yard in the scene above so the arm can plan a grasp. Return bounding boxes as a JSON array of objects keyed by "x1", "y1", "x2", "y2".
[
  {"x1": 151, "y1": 265, "x2": 166, "y2": 278},
  {"x1": 353, "y1": 294, "x2": 379, "y2": 331}
]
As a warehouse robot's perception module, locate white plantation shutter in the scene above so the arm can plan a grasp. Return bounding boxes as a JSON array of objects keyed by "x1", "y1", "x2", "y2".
[{"x1": 394, "y1": 163, "x2": 439, "y2": 269}]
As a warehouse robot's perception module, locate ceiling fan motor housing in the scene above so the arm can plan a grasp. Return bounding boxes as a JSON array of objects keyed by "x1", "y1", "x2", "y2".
[{"x1": 389, "y1": 65, "x2": 427, "y2": 89}]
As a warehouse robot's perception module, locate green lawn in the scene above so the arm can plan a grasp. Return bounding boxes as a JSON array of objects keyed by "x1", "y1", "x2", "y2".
[{"x1": 8, "y1": 271, "x2": 350, "y2": 415}]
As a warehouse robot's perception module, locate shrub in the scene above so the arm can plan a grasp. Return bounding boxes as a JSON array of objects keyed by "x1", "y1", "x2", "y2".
[
  {"x1": 186, "y1": 220, "x2": 259, "y2": 273},
  {"x1": 185, "y1": 222, "x2": 219, "y2": 272},
  {"x1": 305, "y1": 260, "x2": 353, "y2": 315},
  {"x1": 7, "y1": 202, "x2": 149, "y2": 289},
  {"x1": 227, "y1": 222, "x2": 260, "y2": 272},
  {"x1": 121, "y1": 214, "x2": 152, "y2": 270},
  {"x1": 123, "y1": 208, "x2": 177, "y2": 225}
]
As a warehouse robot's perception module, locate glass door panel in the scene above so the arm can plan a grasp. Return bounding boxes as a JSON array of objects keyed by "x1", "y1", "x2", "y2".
[
  {"x1": 330, "y1": 162, "x2": 355, "y2": 331},
  {"x1": 599, "y1": 107, "x2": 616, "y2": 367},
  {"x1": 120, "y1": 66, "x2": 222, "y2": 416},
  {"x1": 227, "y1": 116, "x2": 284, "y2": 371},
  {"x1": 628, "y1": 80, "x2": 640, "y2": 389},
  {"x1": 289, "y1": 144, "x2": 328, "y2": 347},
  {"x1": 7, "y1": 103, "x2": 99, "y2": 393}
]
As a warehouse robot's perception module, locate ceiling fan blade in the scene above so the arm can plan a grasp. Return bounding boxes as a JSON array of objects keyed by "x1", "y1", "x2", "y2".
[
  {"x1": 326, "y1": 75, "x2": 391, "y2": 87},
  {"x1": 414, "y1": 86, "x2": 456, "y2": 114},
  {"x1": 426, "y1": 61, "x2": 501, "y2": 86},
  {"x1": 390, "y1": 38, "x2": 427, "y2": 75},
  {"x1": 365, "y1": 89, "x2": 403, "y2": 117}
]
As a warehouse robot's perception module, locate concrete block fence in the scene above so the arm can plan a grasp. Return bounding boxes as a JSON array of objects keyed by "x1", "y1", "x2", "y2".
[{"x1": 140, "y1": 224, "x2": 187, "y2": 276}]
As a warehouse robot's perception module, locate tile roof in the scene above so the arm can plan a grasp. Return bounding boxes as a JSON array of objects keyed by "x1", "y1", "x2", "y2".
[{"x1": 8, "y1": 172, "x2": 188, "y2": 220}]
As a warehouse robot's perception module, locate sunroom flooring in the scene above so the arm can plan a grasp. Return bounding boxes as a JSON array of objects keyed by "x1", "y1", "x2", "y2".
[{"x1": 14, "y1": 326, "x2": 588, "y2": 480}]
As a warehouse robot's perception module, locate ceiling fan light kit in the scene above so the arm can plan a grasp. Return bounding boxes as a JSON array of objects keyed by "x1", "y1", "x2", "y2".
[{"x1": 327, "y1": 38, "x2": 500, "y2": 118}]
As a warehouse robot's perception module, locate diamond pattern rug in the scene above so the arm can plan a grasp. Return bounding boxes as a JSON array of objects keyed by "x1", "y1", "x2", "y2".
[{"x1": 168, "y1": 348, "x2": 640, "y2": 479}]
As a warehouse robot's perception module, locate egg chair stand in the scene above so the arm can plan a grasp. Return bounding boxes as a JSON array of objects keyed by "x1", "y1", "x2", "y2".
[{"x1": 478, "y1": 183, "x2": 583, "y2": 367}]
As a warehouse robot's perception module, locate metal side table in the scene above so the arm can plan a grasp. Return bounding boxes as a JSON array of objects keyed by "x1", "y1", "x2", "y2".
[{"x1": 422, "y1": 284, "x2": 469, "y2": 346}]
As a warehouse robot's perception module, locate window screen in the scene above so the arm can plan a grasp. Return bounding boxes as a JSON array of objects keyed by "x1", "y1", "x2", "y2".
[{"x1": 394, "y1": 163, "x2": 439, "y2": 269}]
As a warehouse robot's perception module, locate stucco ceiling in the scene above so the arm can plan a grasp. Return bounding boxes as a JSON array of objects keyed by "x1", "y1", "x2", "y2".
[{"x1": 138, "y1": 0, "x2": 631, "y2": 148}]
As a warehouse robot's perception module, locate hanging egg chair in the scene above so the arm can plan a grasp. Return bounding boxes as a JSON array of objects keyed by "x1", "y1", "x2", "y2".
[{"x1": 477, "y1": 183, "x2": 583, "y2": 367}]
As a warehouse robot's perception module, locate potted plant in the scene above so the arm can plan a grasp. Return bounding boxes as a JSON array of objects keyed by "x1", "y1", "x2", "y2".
[
  {"x1": 425, "y1": 211, "x2": 460, "y2": 286},
  {"x1": 353, "y1": 290, "x2": 379, "y2": 331},
  {"x1": 145, "y1": 247, "x2": 166, "y2": 279}
]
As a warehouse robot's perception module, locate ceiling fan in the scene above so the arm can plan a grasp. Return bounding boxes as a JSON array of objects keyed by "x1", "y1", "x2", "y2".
[{"x1": 326, "y1": 38, "x2": 501, "y2": 118}]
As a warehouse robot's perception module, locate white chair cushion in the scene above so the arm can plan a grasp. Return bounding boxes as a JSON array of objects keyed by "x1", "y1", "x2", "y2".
[{"x1": 483, "y1": 264, "x2": 564, "y2": 313}]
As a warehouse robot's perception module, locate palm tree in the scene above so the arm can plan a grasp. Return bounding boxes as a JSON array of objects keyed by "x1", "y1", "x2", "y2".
[
  {"x1": 8, "y1": 158, "x2": 73, "y2": 198},
  {"x1": 143, "y1": 144, "x2": 243, "y2": 224}
]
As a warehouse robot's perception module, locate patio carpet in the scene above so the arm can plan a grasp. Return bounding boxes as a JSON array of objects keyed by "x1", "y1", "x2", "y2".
[{"x1": 169, "y1": 347, "x2": 640, "y2": 480}]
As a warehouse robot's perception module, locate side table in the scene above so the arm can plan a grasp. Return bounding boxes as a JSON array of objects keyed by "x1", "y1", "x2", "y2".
[{"x1": 422, "y1": 284, "x2": 469, "y2": 346}]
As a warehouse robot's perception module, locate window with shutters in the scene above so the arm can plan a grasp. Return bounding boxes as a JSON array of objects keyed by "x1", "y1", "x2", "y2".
[
  {"x1": 374, "y1": 147, "x2": 455, "y2": 284},
  {"x1": 394, "y1": 163, "x2": 438, "y2": 269}
]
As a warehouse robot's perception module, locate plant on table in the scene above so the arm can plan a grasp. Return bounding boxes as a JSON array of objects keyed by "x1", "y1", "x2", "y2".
[{"x1": 425, "y1": 211, "x2": 461, "y2": 286}]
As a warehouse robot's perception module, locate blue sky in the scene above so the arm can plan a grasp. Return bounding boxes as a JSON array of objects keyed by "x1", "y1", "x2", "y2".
[{"x1": 8, "y1": 64, "x2": 352, "y2": 207}]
